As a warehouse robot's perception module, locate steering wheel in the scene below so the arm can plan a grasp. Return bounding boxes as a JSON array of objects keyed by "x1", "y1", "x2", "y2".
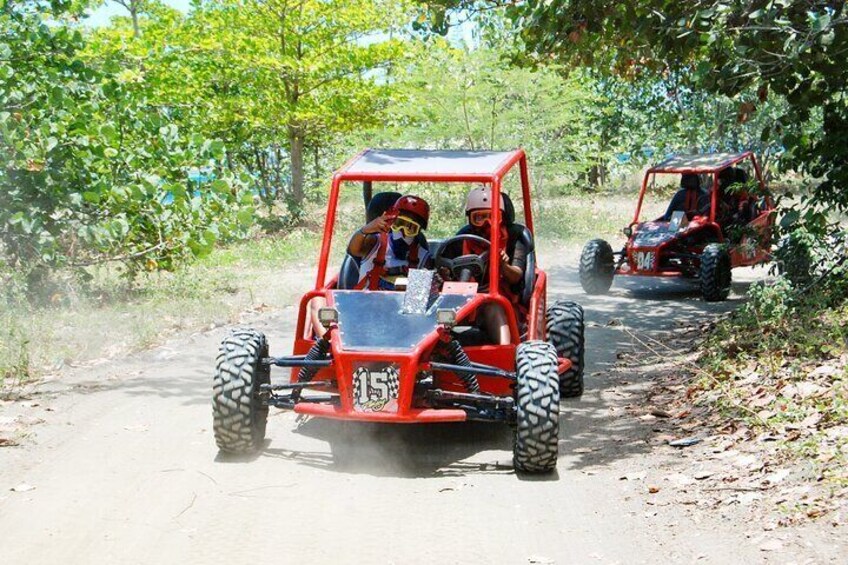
[{"x1": 433, "y1": 234, "x2": 491, "y2": 285}]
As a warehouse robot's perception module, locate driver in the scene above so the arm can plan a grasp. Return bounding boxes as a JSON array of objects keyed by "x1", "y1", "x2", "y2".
[
  {"x1": 456, "y1": 185, "x2": 528, "y2": 345},
  {"x1": 662, "y1": 173, "x2": 703, "y2": 221},
  {"x1": 348, "y1": 194, "x2": 432, "y2": 290}
]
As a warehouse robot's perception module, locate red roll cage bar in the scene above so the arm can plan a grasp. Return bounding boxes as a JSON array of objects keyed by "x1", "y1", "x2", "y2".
[
  {"x1": 314, "y1": 148, "x2": 534, "y2": 296},
  {"x1": 633, "y1": 150, "x2": 766, "y2": 225}
]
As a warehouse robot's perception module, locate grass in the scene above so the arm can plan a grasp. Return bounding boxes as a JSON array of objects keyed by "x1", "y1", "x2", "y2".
[
  {"x1": 0, "y1": 191, "x2": 637, "y2": 391},
  {"x1": 0, "y1": 231, "x2": 320, "y2": 391}
]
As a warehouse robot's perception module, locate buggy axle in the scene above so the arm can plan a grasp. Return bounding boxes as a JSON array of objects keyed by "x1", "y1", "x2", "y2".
[
  {"x1": 260, "y1": 380, "x2": 334, "y2": 392},
  {"x1": 266, "y1": 393, "x2": 338, "y2": 410},
  {"x1": 426, "y1": 389, "x2": 515, "y2": 422},
  {"x1": 262, "y1": 355, "x2": 333, "y2": 368},
  {"x1": 428, "y1": 361, "x2": 516, "y2": 380}
]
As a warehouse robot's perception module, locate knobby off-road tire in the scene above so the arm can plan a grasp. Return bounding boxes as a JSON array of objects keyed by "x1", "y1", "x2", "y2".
[
  {"x1": 513, "y1": 341, "x2": 560, "y2": 473},
  {"x1": 579, "y1": 239, "x2": 615, "y2": 295},
  {"x1": 213, "y1": 329, "x2": 270, "y2": 454},
  {"x1": 546, "y1": 300, "x2": 585, "y2": 398},
  {"x1": 700, "y1": 244, "x2": 732, "y2": 302}
]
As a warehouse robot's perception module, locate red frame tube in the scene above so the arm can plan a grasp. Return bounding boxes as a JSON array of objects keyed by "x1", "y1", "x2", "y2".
[{"x1": 634, "y1": 151, "x2": 760, "y2": 225}]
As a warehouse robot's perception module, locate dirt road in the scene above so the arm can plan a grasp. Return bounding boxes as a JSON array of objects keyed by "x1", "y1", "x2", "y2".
[{"x1": 1, "y1": 249, "x2": 845, "y2": 564}]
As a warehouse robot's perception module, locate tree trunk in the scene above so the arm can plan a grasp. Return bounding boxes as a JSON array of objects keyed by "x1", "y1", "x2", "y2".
[
  {"x1": 130, "y1": 8, "x2": 140, "y2": 39},
  {"x1": 289, "y1": 128, "x2": 305, "y2": 212}
]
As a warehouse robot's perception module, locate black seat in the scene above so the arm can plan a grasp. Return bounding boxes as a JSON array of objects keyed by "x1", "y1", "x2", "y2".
[
  {"x1": 500, "y1": 193, "x2": 536, "y2": 305},
  {"x1": 663, "y1": 173, "x2": 701, "y2": 220},
  {"x1": 337, "y1": 254, "x2": 360, "y2": 289}
]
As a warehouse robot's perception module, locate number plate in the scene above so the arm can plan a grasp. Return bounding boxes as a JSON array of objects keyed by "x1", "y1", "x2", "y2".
[
  {"x1": 634, "y1": 251, "x2": 656, "y2": 271},
  {"x1": 352, "y1": 364, "x2": 400, "y2": 413}
]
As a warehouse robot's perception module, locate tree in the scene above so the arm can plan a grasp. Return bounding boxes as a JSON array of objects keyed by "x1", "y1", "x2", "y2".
[
  {"x1": 111, "y1": 0, "x2": 148, "y2": 38},
  {"x1": 1, "y1": 0, "x2": 252, "y2": 290},
  {"x1": 376, "y1": 41, "x2": 602, "y2": 191},
  {"x1": 105, "y1": 0, "x2": 412, "y2": 213},
  {"x1": 507, "y1": 1, "x2": 847, "y2": 208}
]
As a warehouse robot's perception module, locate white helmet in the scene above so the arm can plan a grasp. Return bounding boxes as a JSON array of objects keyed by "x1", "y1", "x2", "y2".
[{"x1": 464, "y1": 185, "x2": 504, "y2": 212}]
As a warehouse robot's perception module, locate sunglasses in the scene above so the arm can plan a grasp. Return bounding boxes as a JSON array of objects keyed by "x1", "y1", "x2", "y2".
[
  {"x1": 469, "y1": 209, "x2": 493, "y2": 227},
  {"x1": 391, "y1": 215, "x2": 421, "y2": 237}
]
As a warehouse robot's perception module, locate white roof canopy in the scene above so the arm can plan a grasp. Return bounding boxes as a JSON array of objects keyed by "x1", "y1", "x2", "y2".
[
  {"x1": 650, "y1": 152, "x2": 751, "y2": 173},
  {"x1": 336, "y1": 149, "x2": 522, "y2": 180}
]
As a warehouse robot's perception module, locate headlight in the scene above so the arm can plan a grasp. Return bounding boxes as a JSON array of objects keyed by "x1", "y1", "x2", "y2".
[
  {"x1": 318, "y1": 307, "x2": 339, "y2": 325},
  {"x1": 436, "y1": 308, "x2": 457, "y2": 327},
  {"x1": 623, "y1": 225, "x2": 633, "y2": 237}
]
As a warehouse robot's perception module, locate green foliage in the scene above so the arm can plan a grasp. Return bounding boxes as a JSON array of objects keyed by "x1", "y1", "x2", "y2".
[
  {"x1": 502, "y1": 0, "x2": 847, "y2": 210},
  {"x1": 1, "y1": 0, "x2": 254, "y2": 290},
  {"x1": 374, "y1": 42, "x2": 603, "y2": 191},
  {"x1": 88, "y1": 0, "x2": 413, "y2": 213}
]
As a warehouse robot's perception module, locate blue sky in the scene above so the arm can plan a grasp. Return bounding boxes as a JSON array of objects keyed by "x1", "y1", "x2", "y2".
[
  {"x1": 85, "y1": 0, "x2": 476, "y2": 45},
  {"x1": 86, "y1": 0, "x2": 192, "y2": 27}
]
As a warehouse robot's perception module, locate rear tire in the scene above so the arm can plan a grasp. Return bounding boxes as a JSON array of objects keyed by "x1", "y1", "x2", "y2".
[
  {"x1": 546, "y1": 300, "x2": 585, "y2": 398},
  {"x1": 700, "y1": 244, "x2": 731, "y2": 302},
  {"x1": 513, "y1": 341, "x2": 560, "y2": 473},
  {"x1": 213, "y1": 329, "x2": 270, "y2": 454},
  {"x1": 579, "y1": 239, "x2": 615, "y2": 294}
]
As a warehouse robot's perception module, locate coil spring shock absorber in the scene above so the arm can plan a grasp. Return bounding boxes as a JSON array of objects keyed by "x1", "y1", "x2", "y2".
[
  {"x1": 291, "y1": 336, "x2": 331, "y2": 401},
  {"x1": 445, "y1": 339, "x2": 480, "y2": 393}
]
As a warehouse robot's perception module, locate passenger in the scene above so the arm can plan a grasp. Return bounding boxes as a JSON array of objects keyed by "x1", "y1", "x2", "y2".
[
  {"x1": 348, "y1": 194, "x2": 431, "y2": 290},
  {"x1": 720, "y1": 168, "x2": 753, "y2": 236},
  {"x1": 309, "y1": 195, "x2": 431, "y2": 336},
  {"x1": 715, "y1": 167, "x2": 741, "y2": 227}
]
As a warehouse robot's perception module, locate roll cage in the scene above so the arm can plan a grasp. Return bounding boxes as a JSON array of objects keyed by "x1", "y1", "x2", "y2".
[
  {"x1": 315, "y1": 148, "x2": 535, "y2": 297},
  {"x1": 632, "y1": 150, "x2": 767, "y2": 226}
]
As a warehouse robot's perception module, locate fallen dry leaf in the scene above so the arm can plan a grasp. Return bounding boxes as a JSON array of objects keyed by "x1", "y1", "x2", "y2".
[{"x1": 10, "y1": 483, "x2": 35, "y2": 493}]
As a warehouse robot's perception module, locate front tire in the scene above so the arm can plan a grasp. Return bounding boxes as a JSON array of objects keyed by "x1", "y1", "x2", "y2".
[
  {"x1": 579, "y1": 239, "x2": 615, "y2": 294},
  {"x1": 700, "y1": 244, "x2": 731, "y2": 302},
  {"x1": 546, "y1": 300, "x2": 585, "y2": 398},
  {"x1": 213, "y1": 329, "x2": 270, "y2": 454},
  {"x1": 513, "y1": 341, "x2": 560, "y2": 473}
]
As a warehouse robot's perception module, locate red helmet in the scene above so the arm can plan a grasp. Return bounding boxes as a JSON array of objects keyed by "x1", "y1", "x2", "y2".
[{"x1": 391, "y1": 195, "x2": 430, "y2": 229}]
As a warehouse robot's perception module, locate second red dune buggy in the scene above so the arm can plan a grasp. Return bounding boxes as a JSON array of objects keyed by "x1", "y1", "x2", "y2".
[
  {"x1": 579, "y1": 151, "x2": 775, "y2": 301},
  {"x1": 212, "y1": 149, "x2": 585, "y2": 473}
]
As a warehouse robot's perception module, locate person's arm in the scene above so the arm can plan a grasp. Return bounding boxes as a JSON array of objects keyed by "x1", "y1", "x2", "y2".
[
  {"x1": 348, "y1": 213, "x2": 392, "y2": 258},
  {"x1": 663, "y1": 189, "x2": 686, "y2": 221},
  {"x1": 499, "y1": 239, "x2": 527, "y2": 285}
]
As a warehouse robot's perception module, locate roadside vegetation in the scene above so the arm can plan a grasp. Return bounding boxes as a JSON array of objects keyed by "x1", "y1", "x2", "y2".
[{"x1": 695, "y1": 236, "x2": 848, "y2": 488}]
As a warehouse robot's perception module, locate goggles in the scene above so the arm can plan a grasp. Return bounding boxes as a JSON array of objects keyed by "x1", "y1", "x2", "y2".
[
  {"x1": 469, "y1": 209, "x2": 493, "y2": 227},
  {"x1": 390, "y1": 215, "x2": 421, "y2": 237}
]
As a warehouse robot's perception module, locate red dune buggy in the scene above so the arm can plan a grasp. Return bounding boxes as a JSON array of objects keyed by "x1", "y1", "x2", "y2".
[
  {"x1": 213, "y1": 149, "x2": 585, "y2": 473},
  {"x1": 579, "y1": 151, "x2": 775, "y2": 301}
]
